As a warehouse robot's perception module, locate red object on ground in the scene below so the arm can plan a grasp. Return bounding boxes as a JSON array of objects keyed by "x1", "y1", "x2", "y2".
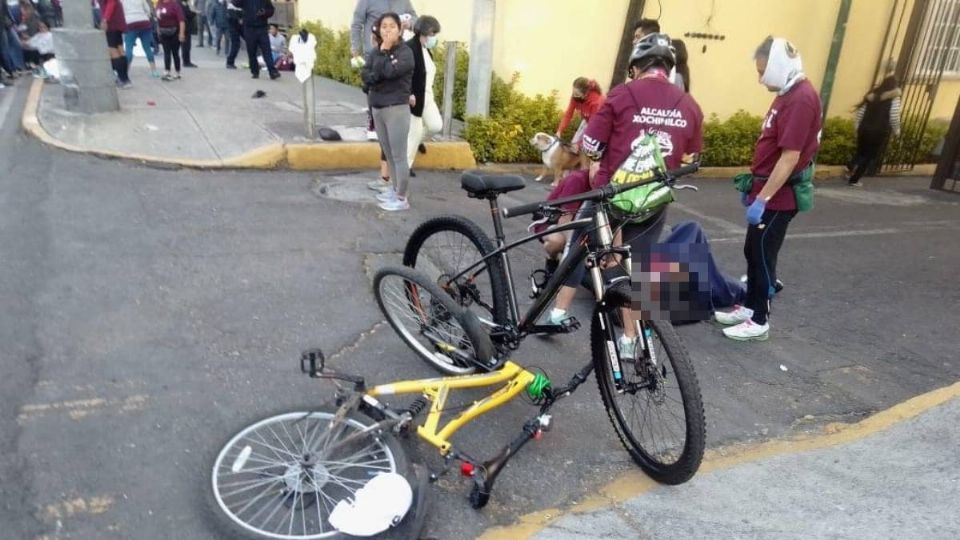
[
  {"x1": 460, "y1": 462, "x2": 475, "y2": 477},
  {"x1": 147, "y1": 101, "x2": 156, "y2": 106}
]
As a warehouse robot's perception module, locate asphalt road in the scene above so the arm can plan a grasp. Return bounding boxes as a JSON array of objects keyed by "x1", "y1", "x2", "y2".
[{"x1": 2, "y1": 79, "x2": 959, "y2": 539}]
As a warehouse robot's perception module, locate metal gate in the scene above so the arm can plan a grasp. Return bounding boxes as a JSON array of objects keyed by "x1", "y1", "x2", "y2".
[
  {"x1": 874, "y1": 0, "x2": 960, "y2": 173},
  {"x1": 931, "y1": 94, "x2": 960, "y2": 191}
]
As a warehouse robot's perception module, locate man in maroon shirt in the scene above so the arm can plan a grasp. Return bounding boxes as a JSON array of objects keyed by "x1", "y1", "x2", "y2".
[
  {"x1": 545, "y1": 33, "x2": 704, "y2": 359},
  {"x1": 98, "y1": 0, "x2": 131, "y2": 87},
  {"x1": 716, "y1": 36, "x2": 822, "y2": 341}
]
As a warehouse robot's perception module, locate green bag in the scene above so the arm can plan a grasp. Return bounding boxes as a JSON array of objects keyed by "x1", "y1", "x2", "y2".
[
  {"x1": 792, "y1": 163, "x2": 815, "y2": 212},
  {"x1": 733, "y1": 172, "x2": 753, "y2": 193},
  {"x1": 610, "y1": 134, "x2": 672, "y2": 217}
]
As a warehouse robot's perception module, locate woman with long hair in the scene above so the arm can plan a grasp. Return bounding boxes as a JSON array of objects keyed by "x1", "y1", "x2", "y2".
[
  {"x1": 156, "y1": 0, "x2": 185, "y2": 81},
  {"x1": 361, "y1": 12, "x2": 415, "y2": 211},
  {"x1": 847, "y1": 75, "x2": 901, "y2": 186},
  {"x1": 556, "y1": 76, "x2": 604, "y2": 152}
]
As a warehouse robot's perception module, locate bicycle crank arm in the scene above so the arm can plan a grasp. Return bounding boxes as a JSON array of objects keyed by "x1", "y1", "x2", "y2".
[{"x1": 469, "y1": 419, "x2": 541, "y2": 508}]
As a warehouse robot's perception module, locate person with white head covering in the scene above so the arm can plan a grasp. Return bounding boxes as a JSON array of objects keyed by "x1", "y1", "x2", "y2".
[{"x1": 716, "y1": 36, "x2": 822, "y2": 342}]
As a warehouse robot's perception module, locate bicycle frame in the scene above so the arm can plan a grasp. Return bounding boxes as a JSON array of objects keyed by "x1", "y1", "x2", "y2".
[
  {"x1": 447, "y1": 199, "x2": 627, "y2": 336},
  {"x1": 366, "y1": 361, "x2": 536, "y2": 455}
]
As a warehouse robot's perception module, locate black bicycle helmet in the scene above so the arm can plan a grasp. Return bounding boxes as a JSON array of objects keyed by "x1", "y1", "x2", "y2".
[{"x1": 629, "y1": 33, "x2": 676, "y2": 72}]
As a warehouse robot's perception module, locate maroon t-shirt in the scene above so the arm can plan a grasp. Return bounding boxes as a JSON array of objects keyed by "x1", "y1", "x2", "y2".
[
  {"x1": 97, "y1": 0, "x2": 126, "y2": 31},
  {"x1": 582, "y1": 76, "x2": 704, "y2": 187},
  {"x1": 156, "y1": 1, "x2": 185, "y2": 28},
  {"x1": 749, "y1": 79, "x2": 822, "y2": 211}
]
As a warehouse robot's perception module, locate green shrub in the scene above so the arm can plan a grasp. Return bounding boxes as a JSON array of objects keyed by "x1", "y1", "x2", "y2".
[
  {"x1": 701, "y1": 111, "x2": 762, "y2": 167},
  {"x1": 463, "y1": 74, "x2": 565, "y2": 163},
  {"x1": 818, "y1": 116, "x2": 857, "y2": 165},
  {"x1": 431, "y1": 44, "x2": 471, "y2": 120}
]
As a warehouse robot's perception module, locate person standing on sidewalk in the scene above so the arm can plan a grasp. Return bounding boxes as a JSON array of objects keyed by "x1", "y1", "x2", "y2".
[
  {"x1": 362, "y1": 12, "x2": 414, "y2": 212},
  {"x1": 194, "y1": 0, "x2": 210, "y2": 47},
  {"x1": 156, "y1": 0, "x2": 185, "y2": 81},
  {"x1": 120, "y1": 0, "x2": 159, "y2": 78},
  {"x1": 405, "y1": 15, "x2": 442, "y2": 174},
  {"x1": 232, "y1": 0, "x2": 278, "y2": 79},
  {"x1": 177, "y1": 0, "x2": 197, "y2": 67},
  {"x1": 847, "y1": 75, "x2": 901, "y2": 187},
  {"x1": 208, "y1": 0, "x2": 226, "y2": 54},
  {"x1": 351, "y1": 0, "x2": 417, "y2": 141},
  {"x1": 716, "y1": 37, "x2": 821, "y2": 342},
  {"x1": 224, "y1": 0, "x2": 241, "y2": 67},
  {"x1": 98, "y1": 0, "x2": 132, "y2": 88}
]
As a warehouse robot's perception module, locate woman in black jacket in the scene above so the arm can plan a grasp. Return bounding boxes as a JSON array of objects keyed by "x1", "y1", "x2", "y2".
[
  {"x1": 405, "y1": 15, "x2": 442, "y2": 174},
  {"x1": 847, "y1": 75, "x2": 901, "y2": 186},
  {"x1": 362, "y1": 12, "x2": 415, "y2": 212}
]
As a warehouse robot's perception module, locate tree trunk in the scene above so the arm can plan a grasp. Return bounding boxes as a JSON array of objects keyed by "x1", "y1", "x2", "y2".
[{"x1": 608, "y1": 0, "x2": 647, "y2": 91}]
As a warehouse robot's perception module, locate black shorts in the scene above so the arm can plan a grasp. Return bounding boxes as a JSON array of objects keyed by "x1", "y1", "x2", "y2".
[{"x1": 106, "y1": 30, "x2": 123, "y2": 48}]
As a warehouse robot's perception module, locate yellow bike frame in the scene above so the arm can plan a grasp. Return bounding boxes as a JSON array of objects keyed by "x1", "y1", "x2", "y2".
[{"x1": 367, "y1": 362, "x2": 536, "y2": 454}]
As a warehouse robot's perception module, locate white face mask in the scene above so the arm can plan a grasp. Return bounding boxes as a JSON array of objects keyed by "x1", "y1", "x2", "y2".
[
  {"x1": 426, "y1": 35, "x2": 439, "y2": 49},
  {"x1": 760, "y1": 38, "x2": 805, "y2": 95}
]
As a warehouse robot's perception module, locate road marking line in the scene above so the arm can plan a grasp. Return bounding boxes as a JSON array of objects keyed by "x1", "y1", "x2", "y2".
[
  {"x1": 17, "y1": 394, "x2": 149, "y2": 423},
  {"x1": 478, "y1": 379, "x2": 960, "y2": 540},
  {"x1": 673, "y1": 203, "x2": 743, "y2": 234}
]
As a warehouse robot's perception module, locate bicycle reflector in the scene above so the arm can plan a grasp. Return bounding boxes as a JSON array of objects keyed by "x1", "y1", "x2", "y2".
[{"x1": 526, "y1": 373, "x2": 551, "y2": 401}]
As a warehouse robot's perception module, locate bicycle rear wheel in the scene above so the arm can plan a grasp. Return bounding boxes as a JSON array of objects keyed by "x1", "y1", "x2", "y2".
[
  {"x1": 374, "y1": 265, "x2": 496, "y2": 374},
  {"x1": 403, "y1": 215, "x2": 510, "y2": 328},
  {"x1": 591, "y1": 283, "x2": 705, "y2": 485},
  {"x1": 208, "y1": 407, "x2": 409, "y2": 540}
]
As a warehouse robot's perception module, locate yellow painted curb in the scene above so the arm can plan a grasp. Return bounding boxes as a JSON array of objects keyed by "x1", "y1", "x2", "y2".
[
  {"x1": 479, "y1": 379, "x2": 960, "y2": 540},
  {"x1": 23, "y1": 79, "x2": 476, "y2": 171}
]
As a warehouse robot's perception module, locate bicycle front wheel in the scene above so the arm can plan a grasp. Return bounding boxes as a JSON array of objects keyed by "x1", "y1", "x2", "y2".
[
  {"x1": 591, "y1": 284, "x2": 705, "y2": 485},
  {"x1": 208, "y1": 407, "x2": 409, "y2": 540},
  {"x1": 374, "y1": 265, "x2": 496, "y2": 374},
  {"x1": 403, "y1": 215, "x2": 510, "y2": 328}
]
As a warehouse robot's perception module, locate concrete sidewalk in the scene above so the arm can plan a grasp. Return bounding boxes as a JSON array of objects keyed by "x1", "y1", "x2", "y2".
[
  {"x1": 483, "y1": 385, "x2": 960, "y2": 540},
  {"x1": 26, "y1": 45, "x2": 474, "y2": 169}
]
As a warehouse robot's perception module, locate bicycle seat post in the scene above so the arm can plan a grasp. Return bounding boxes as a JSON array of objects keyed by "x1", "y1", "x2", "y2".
[{"x1": 487, "y1": 195, "x2": 521, "y2": 325}]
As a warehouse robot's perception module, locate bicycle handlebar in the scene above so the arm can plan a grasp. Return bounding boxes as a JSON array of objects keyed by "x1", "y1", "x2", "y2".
[{"x1": 502, "y1": 163, "x2": 701, "y2": 219}]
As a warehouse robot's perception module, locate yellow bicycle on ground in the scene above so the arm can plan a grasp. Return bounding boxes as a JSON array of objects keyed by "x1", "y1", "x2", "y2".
[{"x1": 207, "y1": 173, "x2": 707, "y2": 540}]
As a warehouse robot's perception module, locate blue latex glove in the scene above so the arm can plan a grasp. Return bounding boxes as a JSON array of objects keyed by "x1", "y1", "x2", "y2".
[
  {"x1": 746, "y1": 199, "x2": 766, "y2": 225},
  {"x1": 740, "y1": 192, "x2": 750, "y2": 207}
]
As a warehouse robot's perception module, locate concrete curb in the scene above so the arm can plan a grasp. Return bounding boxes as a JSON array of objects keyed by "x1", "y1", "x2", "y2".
[
  {"x1": 22, "y1": 79, "x2": 477, "y2": 171},
  {"x1": 478, "y1": 379, "x2": 960, "y2": 540}
]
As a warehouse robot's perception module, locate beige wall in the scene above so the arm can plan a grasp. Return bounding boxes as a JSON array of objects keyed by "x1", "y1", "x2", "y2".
[{"x1": 296, "y1": 0, "x2": 959, "y2": 121}]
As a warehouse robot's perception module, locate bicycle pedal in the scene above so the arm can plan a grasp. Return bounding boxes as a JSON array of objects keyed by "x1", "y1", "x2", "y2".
[
  {"x1": 560, "y1": 317, "x2": 580, "y2": 332},
  {"x1": 300, "y1": 348, "x2": 326, "y2": 377}
]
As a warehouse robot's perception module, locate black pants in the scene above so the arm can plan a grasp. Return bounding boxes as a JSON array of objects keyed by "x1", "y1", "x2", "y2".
[
  {"x1": 562, "y1": 204, "x2": 667, "y2": 288},
  {"x1": 161, "y1": 34, "x2": 181, "y2": 72},
  {"x1": 743, "y1": 209, "x2": 797, "y2": 325},
  {"x1": 0, "y1": 26, "x2": 11, "y2": 77},
  {"x1": 244, "y1": 26, "x2": 276, "y2": 76},
  {"x1": 226, "y1": 17, "x2": 242, "y2": 66},
  {"x1": 848, "y1": 131, "x2": 887, "y2": 184},
  {"x1": 198, "y1": 15, "x2": 211, "y2": 46},
  {"x1": 23, "y1": 50, "x2": 54, "y2": 67},
  {"x1": 180, "y1": 28, "x2": 192, "y2": 65}
]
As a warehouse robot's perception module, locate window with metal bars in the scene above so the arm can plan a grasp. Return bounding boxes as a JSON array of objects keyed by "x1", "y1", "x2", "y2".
[{"x1": 918, "y1": 0, "x2": 960, "y2": 76}]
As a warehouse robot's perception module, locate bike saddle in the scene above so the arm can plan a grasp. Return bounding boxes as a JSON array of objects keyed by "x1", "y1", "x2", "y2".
[{"x1": 461, "y1": 172, "x2": 526, "y2": 199}]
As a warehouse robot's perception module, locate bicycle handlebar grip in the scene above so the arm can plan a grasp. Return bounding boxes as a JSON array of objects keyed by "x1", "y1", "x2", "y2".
[
  {"x1": 669, "y1": 162, "x2": 701, "y2": 179},
  {"x1": 502, "y1": 201, "x2": 545, "y2": 219}
]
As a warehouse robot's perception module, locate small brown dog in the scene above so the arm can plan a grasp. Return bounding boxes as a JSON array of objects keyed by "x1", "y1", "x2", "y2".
[{"x1": 530, "y1": 133, "x2": 588, "y2": 186}]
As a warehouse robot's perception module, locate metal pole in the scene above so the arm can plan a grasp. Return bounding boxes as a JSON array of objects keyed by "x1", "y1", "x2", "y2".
[
  {"x1": 441, "y1": 41, "x2": 457, "y2": 140},
  {"x1": 304, "y1": 75, "x2": 317, "y2": 140},
  {"x1": 466, "y1": 0, "x2": 495, "y2": 117},
  {"x1": 819, "y1": 0, "x2": 852, "y2": 118}
]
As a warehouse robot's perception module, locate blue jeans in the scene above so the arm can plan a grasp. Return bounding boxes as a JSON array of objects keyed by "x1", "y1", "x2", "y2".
[
  {"x1": 124, "y1": 28, "x2": 156, "y2": 67},
  {"x1": 4, "y1": 28, "x2": 25, "y2": 71}
]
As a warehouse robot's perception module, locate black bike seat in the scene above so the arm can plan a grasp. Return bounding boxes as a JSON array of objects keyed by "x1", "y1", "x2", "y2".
[{"x1": 461, "y1": 172, "x2": 526, "y2": 198}]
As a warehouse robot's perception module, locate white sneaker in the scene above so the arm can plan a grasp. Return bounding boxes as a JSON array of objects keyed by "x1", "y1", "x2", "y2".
[
  {"x1": 376, "y1": 188, "x2": 397, "y2": 202},
  {"x1": 618, "y1": 336, "x2": 637, "y2": 359},
  {"x1": 378, "y1": 197, "x2": 410, "y2": 211},
  {"x1": 715, "y1": 305, "x2": 754, "y2": 326},
  {"x1": 366, "y1": 130, "x2": 378, "y2": 141},
  {"x1": 722, "y1": 319, "x2": 769, "y2": 341},
  {"x1": 547, "y1": 308, "x2": 567, "y2": 325},
  {"x1": 367, "y1": 179, "x2": 391, "y2": 191}
]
